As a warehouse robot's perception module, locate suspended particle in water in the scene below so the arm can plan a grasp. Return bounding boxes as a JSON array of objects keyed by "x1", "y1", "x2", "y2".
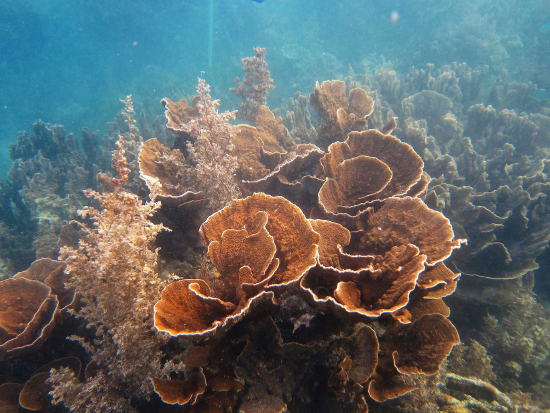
[{"x1": 391, "y1": 11, "x2": 399, "y2": 23}]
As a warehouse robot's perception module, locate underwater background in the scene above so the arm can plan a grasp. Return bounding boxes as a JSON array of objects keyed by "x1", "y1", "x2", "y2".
[
  {"x1": 2, "y1": 0, "x2": 549, "y2": 174},
  {"x1": 1, "y1": 0, "x2": 550, "y2": 412}
]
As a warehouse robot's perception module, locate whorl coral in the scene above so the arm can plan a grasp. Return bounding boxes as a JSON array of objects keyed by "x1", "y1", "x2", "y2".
[
  {"x1": 233, "y1": 106, "x2": 289, "y2": 183},
  {"x1": 309, "y1": 80, "x2": 375, "y2": 149},
  {"x1": 302, "y1": 244, "x2": 427, "y2": 318},
  {"x1": 356, "y1": 196, "x2": 463, "y2": 265},
  {"x1": 241, "y1": 144, "x2": 325, "y2": 215},
  {"x1": 318, "y1": 129, "x2": 425, "y2": 218},
  {"x1": 0, "y1": 277, "x2": 59, "y2": 360},
  {"x1": 154, "y1": 193, "x2": 320, "y2": 338},
  {"x1": 200, "y1": 193, "x2": 320, "y2": 287}
]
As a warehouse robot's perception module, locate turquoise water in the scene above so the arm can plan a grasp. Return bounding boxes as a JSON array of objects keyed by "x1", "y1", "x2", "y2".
[{"x1": 2, "y1": 0, "x2": 548, "y2": 173}]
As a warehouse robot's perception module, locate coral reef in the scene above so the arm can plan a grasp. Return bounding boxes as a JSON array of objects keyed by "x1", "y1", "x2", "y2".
[
  {"x1": 0, "y1": 94, "x2": 151, "y2": 277},
  {"x1": 1, "y1": 122, "x2": 92, "y2": 274},
  {"x1": 341, "y1": 62, "x2": 550, "y2": 410},
  {"x1": 147, "y1": 100, "x2": 464, "y2": 410},
  {"x1": 479, "y1": 294, "x2": 550, "y2": 402},
  {"x1": 2, "y1": 48, "x2": 550, "y2": 412}
]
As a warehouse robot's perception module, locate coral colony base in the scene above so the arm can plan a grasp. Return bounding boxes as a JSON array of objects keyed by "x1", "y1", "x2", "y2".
[{"x1": 1, "y1": 49, "x2": 550, "y2": 413}]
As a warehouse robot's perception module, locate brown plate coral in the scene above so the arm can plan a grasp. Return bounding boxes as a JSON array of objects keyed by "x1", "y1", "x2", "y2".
[{"x1": 148, "y1": 81, "x2": 464, "y2": 410}]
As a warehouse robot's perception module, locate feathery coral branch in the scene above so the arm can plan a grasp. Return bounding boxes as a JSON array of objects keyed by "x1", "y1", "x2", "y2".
[
  {"x1": 231, "y1": 47, "x2": 275, "y2": 123},
  {"x1": 183, "y1": 78, "x2": 241, "y2": 211},
  {"x1": 50, "y1": 134, "x2": 173, "y2": 412}
]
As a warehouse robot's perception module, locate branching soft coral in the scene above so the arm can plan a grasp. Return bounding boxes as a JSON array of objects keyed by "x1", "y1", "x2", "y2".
[
  {"x1": 49, "y1": 136, "x2": 174, "y2": 413},
  {"x1": 120, "y1": 94, "x2": 144, "y2": 191},
  {"x1": 231, "y1": 47, "x2": 275, "y2": 123},
  {"x1": 184, "y1": 78, "x2": 241, "y2": 211},
  {"x1": 97, "y1": 95, "x2": 144, "y2": 193}
]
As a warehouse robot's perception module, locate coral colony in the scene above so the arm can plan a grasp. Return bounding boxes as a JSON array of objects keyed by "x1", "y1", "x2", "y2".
[{"x1": 1, "y1": 48, "x2": 550, "y2": 413}]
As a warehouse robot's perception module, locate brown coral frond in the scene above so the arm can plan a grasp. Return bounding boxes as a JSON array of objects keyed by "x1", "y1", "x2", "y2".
[
  {"x1": 345, "y1": 130, "x2": 424, "y2": 201},
  {"x1": 12, "y1": 258, "x2": 75, "y2": 310},
  {"x1": 138, "y1": 138, "x2": 190, "y2": 198},
  {"x1": 154, "y1": 279, "x2": 235, "y2": 337},
  {"x1": 207, "y1": 222, "x2": 277, "y2": 302},
  {"x1": 241, "y1": 144, "x2": 325, "y2": 215},
  {"x1": 318, "y1": 155, "x2": 393, "y2": 215},
  {"x1": 254, "y1": 105, "x2": 290, "y2": 152},
  {"x1": 161, "y1": 97, "x2": 199, "y2": 136},
  {"x1": 0, "y1": 278, "x2": 59, "y2": 359},
  {"x1": 302, "y1": 244, "x2": 426, "y2": 318},
  {"x1": 393, "y1": 297, "x2": 451, "y2": 324},
  {"x1": 368, "y1": 374, "x2": 419, "y2": 402},
  {"x1": 343, "y1": 325, "x2": 380, "y2": 384},
  {"x1": 348, "y1": 88, "x2": 375, "y2": 119},
  {"x1": 317, "y1": 129, "x2": 425, "y2": 220},
  {"x1": 380, "y1": 117, "x2": 397, "y2": 135},
  {"x1": 0, "y1": 383, "x2": 23, "y2": 412},
  {"x1": 309, "y1": 80, "x2": 374, "y2": 148},
  {"x1": 19, "y1": 357, "x2": 81, "y2": 411},
  {"x1": 151, "y1": 370, "x2": 207, "y2": 406},
  {"x1": 309, "y1": 219, "x2": 351, "y2": 269},
  {"x1": 12, "y1": 258, "x2": 66, "y2": 286},
  {"x1": 417, "y1": 262, "x2": 461, "y2": 298},
  {"x1": 200, "y1": 193, "x2": 320, "y2": 286},
  {"x1": 393, "y1": 314, "x2": 460, "y2": 375},
  {"x1": 234, "y1": 125, "x2": 273, "y2": 182},
  {"x1": 358, "y1": 197, "x2": 464, "y2": 265}
]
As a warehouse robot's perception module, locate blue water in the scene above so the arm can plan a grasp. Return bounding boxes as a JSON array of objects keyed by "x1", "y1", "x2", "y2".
[{"x1": 2, "y1": 0, "x2": 548, "y2": 175}]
